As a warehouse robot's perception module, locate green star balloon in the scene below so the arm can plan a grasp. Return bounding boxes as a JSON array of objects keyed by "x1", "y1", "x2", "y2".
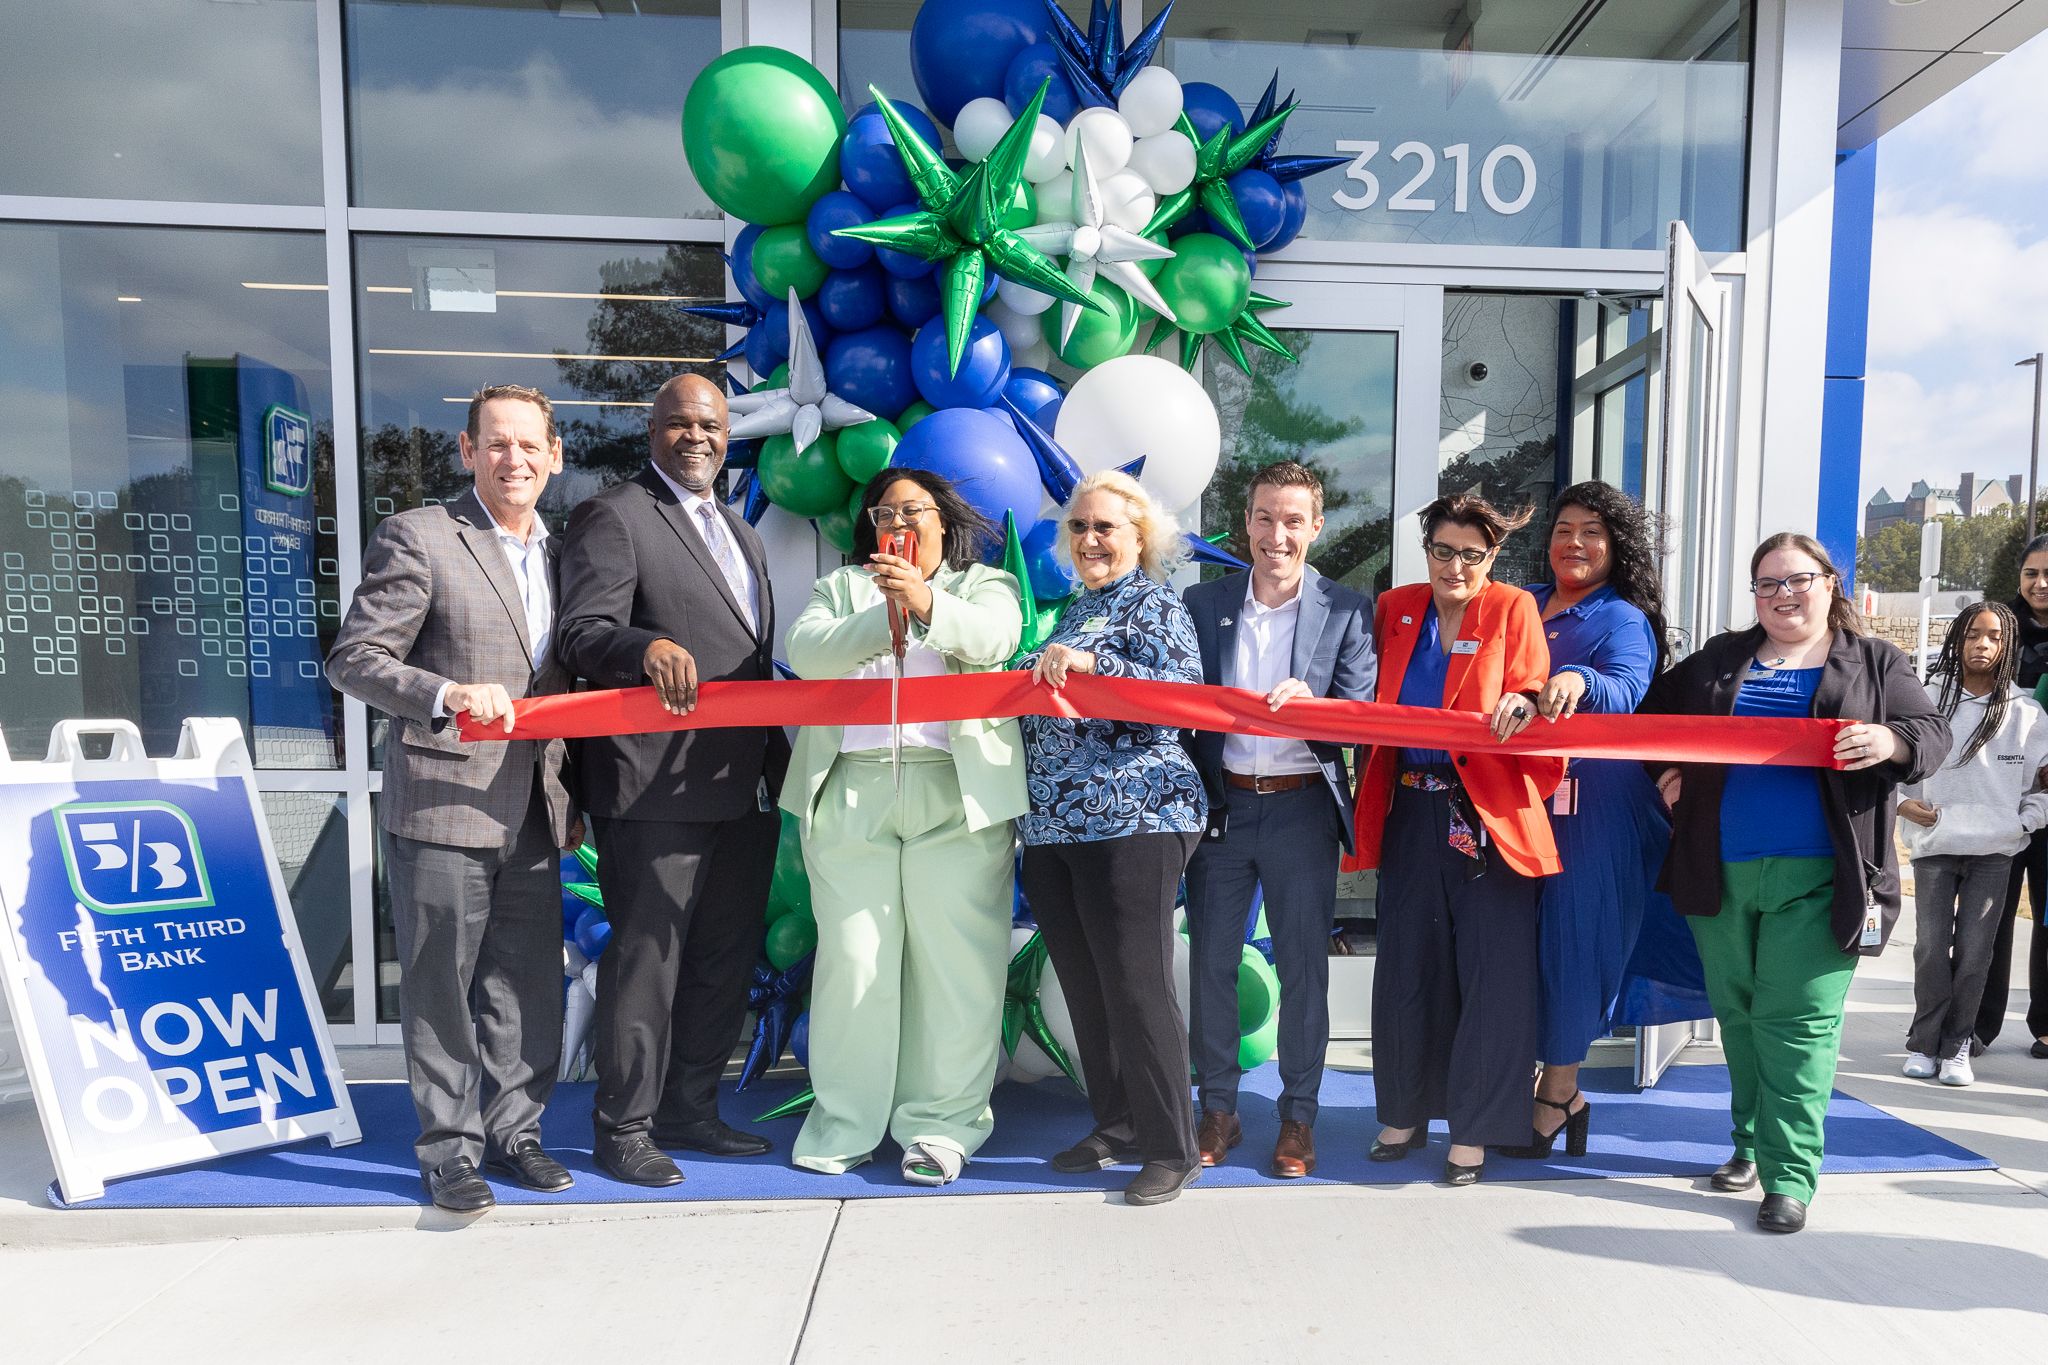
[
  {"x1": 1154, "y1": 290, "x2": 1295, "y2": 374},
  {"x1": 1140, "y1": 106, "x2": 1299, "y2": 252},
  {"x1": 1002, "y1": 930, "x2": 1080, "y2": 1087},
  {"x1": 832, "y1": 81, "x2": 1103, "y2": 377},
  {"x1": 999, "y1": 511, "x2": 1072, "y2": 661}
]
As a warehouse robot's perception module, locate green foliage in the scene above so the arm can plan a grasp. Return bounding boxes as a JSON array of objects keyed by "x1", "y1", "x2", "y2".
[{"x1": 1857, "y1": 507, "x2": 2033, "y2": 599}]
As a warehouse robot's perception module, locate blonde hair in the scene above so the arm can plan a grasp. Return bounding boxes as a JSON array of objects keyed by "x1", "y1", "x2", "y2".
[{"x1": 1060, "y1": 469, "x2": 1189, "y2": 584}]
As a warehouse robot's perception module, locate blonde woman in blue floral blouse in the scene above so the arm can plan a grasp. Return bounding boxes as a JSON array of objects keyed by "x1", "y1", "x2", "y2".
[{"x1": 1018, "y1": 469, "x2": 1207, "y2": 1207}]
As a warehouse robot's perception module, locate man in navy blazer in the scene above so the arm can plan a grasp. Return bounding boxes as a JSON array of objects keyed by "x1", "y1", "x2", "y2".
[{"x1": 1182, "y1": 461, "x2": 1376, "y2": 1178}]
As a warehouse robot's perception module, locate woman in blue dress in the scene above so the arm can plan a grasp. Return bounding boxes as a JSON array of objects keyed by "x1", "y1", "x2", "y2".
[{"x1": 1496, "y1": 480, "x2": 1674, "y2": 1157}]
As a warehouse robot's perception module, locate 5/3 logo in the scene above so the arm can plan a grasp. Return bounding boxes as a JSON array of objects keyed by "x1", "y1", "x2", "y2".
[{"x1": 55, "y1": 802, "x2": 216, "y2": 915}]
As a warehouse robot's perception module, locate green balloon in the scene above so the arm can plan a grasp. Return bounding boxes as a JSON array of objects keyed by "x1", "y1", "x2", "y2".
[
  {"x1": 1136, "y1": 229, "x2": 1171, "y2": 279},
  {"x1": 1236, "y1": 946, "x2": 1281, "y2": 1070},
  {"x1": 815, "y1": 502, "x2": 857, "y2": 554},
  {"x1": 1044, "y1": 278, "x2": 1137, "y2": 368},
  {"x1": 1001, "y1": 182, "x2": 1037, "y2": 231},
  {"x1": 768, "y1": 812, "x2": 811, "y2": 920},
  {"x1": 764, "y1": 363, "x2": 790, "y2": 389},
  {"x1": 752, "y1": 224, "x2": 830, "y2": 300},
  {"x1": 681, "y1": 46, "x2": 847, "y2": 225},
  {"x1": 836, "y1": 417, "x2": 900, "y2": 485},
  {"x1": 759, "y1": 431, "x2": 854, "y2": 517},
  {"x1": 765, "y1": 913, "x2": 818, "y2": 970},
  {"x1": 1154, "y1": 232, "x2": 1251, "y2": 336},
  {"x1": 896, "y1": 400, "x2": 936, "y2": 431}
]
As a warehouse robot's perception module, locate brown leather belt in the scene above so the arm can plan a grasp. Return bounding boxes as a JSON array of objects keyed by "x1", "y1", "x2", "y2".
[{"x1": 1223, "y1": 770, "x2": 1316, "y2": 794}]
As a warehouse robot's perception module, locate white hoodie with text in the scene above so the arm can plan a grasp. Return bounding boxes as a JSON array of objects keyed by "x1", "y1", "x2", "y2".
[{"x1": 1899, "y1": 681, "x2": 2048, "y2": 859}]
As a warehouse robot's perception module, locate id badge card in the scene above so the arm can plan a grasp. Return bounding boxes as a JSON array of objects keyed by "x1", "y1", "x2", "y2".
[
  {"x1": 1551, "y1": 777, "x2": 1579, "y2": 816},
  {"x1": 1859, "y1": 898, "x2": 1883, "y2": 948}
]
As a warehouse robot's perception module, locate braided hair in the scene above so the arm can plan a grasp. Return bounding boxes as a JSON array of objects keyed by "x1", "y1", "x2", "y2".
[{"x1": 1928, "y1": 600, "x2": 2020, "y2": 763}]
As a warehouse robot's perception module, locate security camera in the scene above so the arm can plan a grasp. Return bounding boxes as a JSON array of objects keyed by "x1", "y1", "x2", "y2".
[{"x1": 1468, "y1": 362, "x2": 1488, "y2": 383}]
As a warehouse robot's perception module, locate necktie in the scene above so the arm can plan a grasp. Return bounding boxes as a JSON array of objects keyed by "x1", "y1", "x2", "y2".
[{"x1": 697, "y1": 503, "x2": 756, "y2": 631}]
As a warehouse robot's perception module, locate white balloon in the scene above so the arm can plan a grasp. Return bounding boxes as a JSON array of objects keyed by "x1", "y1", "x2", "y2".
[
  {"x1": 1034, "y1": 170, "x2": 1075, "y2": 224},
  {"x1": 991, "y1": 300, "x2": 1043, "y2": 353},
  {"x1": 1099, "y1": 170, "x2": 1157, "y2": 234},
  {"x1": 1035, "y1": 959, "x2": 1086, "y2": 1091},
  {"x1": 1011, "y1": 336, "x2": 1057, "y2": 374},
  {"x1": 1053, "y1": 354, "x2": 1222, "y2": 512},
  {"x1": 1064, "y1": 107, "x2": 1134, "y2": 177},
  {"x1": 997, "y1": 275, "x2": 1057, "y2": 316},
  {"x1": 1024, "y1": 114, "x2": 1067, "y2": 183},
  {"x1": 1127, "y1": 132, "x2": 1197, "y2": 197},
  {"x1": 953, "y1": 97, "x2": 1015, "y2": 164},
  {"x1": 1118, "y1": 66, "x2": 1185, "y2": 138}
]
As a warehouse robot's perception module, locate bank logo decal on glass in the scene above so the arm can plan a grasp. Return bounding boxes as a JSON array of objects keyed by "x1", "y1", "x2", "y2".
[
  {"x1": 263, "y1": 404, "x2": 312, "y2": 497},
  {"x1": 55, "y1": 802, "x2": 216, "y2": 915}
]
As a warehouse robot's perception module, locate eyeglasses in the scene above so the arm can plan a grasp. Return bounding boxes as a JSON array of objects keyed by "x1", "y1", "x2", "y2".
[
  {"x1": 1067, "y1": 518, "x2": 1132, "y2": 538},
  {"x1": 868, "y1": 503, "x2": 933, "y2": 527},
  {"x1": 1425, "y1": 541, "x2": 1492, "y2": 566},
  {"x1": 1751, "y1": 572, "x2": 1827, "y2": 599}
]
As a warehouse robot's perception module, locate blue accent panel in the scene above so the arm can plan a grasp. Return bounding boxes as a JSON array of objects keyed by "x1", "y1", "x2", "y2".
[
  {"x1": 1819, "y1": 376, "x2": 1866, "y2": 585},
  {"x1": 1827, "y1": 145, "x2": 1877, "y2": 379}
]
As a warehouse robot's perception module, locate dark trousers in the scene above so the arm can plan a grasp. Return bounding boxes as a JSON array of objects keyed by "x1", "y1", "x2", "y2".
[
  {"x1": 1911, "y1": 853, "x2": 2014, "y2": 1056},
  {"x1": 1372, "y1": 780, "x2": 1540, "y2": 1147},
  {"x1": 1185, "y1": 783, "x2": 1341, "y2": 1124},
  {"x1": 1021, "y1": 831, "x2": 1200, "y2": 1167},
  {"x1": 1977, "y1": 827, "x2": 2048, "y2": 1045},
  {"x1": 590, "y1": 809, "x2": 779, "y2": 1140},
  {"x1": 383, "y1": 782, "x2": 561, "y2": 1176}
]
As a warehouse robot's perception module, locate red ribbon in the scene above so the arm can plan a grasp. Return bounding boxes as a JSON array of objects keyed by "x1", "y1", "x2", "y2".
[{"x1": 459, "y1": 672, "x2": 1845, "y2": 767}]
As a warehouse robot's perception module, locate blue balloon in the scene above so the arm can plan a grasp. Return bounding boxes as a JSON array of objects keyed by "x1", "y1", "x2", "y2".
[
  {"x1": 743, "y1": 298, "x2": 830, "y2": 378},
  {"x1": 1181, "y1": 82, "x2": 1246, "y2": 142},
  {"x1": 912, "y1": 314, "x2": 1012, "y2": 410},
  {"x1": 1004, "y1": 42, "x2": 1080, "y2": 124},
  {"x1": 817, "y1": 263, "x2": 888, "y2": 333},
  {"x1": 806, "y1": 190, "x2": 875, "y2": 270},
  {"x1": 1036, "y1": 394, "x2": 1064, "y2": 432},
  {"x1": 1272, "y1": 178, "x2": 1309, "y2": 250},
  {"x1": 910, "y1": 0, "x2": 1045, "y2": 126},
  {"x1": 887, "y1": 272, "x2": 942, "y2": 329},
  {"x1": 873, "y1": 200, "x2": 937, "y2": 279},
  {"x1": 561, "y1": 889, "x2": 586, "y2": 940},
  {"x1": 1022, "y1": 517, "x2": 1075, "y2": 599},
  {"x1": 840, "y1": 105, "x2": 944, "y2": 213},
  {"x1": 1228, "y1": 168, "x2": 1289, "y2": 251},
  {"x1": 729, "y1": 223, "x2": 774, "y2": 312},
  {"x1": 789, "y1": 1011, "x2": 810, "y2": 1071},
  {"x1": 573, "y1": 905, "x2": 612, "y2": 960},
  {"x1": 1168, "y1": 207, "x2": 1214, "y2": 240},
  {"x1": 825, "y1": 325, "x2": 918, "y2": 422},
  {"x1": 889, "y1": 406, "x2": 1043, "y2": 531},
  {"x1": 1003, "y1": 367, "x2": 1064, "y2": 426}
]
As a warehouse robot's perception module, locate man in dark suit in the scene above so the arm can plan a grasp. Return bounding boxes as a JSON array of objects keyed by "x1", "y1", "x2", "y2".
[
  {"x1": 1182, "y1": 460, "x2": 1376, "y2": 1179},
  {"x1": 327, "y1": 384, "x2": 580, "y2": 1212},
  {"x1": 555, "y1": 371, "x2": 787, "y2": 1187}
]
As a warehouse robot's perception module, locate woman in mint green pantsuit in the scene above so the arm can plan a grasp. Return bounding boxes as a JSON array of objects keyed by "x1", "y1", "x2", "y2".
[{"x1": 782, "y1": 470, "x2": 1027, "y2": 1185}]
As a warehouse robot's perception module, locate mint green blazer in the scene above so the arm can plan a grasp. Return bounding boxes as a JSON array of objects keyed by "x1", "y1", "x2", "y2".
[{"x1": 780, "y1": 561, "x2": 1029, "y2": 834}]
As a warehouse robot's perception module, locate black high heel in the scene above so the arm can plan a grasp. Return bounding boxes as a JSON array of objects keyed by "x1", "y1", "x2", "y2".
[
  {"x1": 1369, "y1": 1130, "x2": 1428, "y2": 1162},
  {"x1": 1494, "y1": 1093, "x2": 1590, "y2": 1159}
]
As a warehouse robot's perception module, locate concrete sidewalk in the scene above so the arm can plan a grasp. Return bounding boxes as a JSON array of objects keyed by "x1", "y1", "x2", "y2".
[{"x1": 3, "y1": 921, "x2": 2045, "y2": 1363}]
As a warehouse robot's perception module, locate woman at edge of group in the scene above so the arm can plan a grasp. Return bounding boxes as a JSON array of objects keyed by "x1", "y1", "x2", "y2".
[
  {"x1": 781, "y1": 468, "x2": 1027, "y2": 1186},
  {"x1": 1978, "y1": 533, "x2": 2048, "y2": 1058},
  {"x1": 1490, "y1": 480, "x2": 1670, "y2": 1159},
  {"x1": 1017, "y1": 469, "x2": 1208, "y2": 1208},
  {"x1": 1351, "y1": 493, "x2": 1563, "y2": 1187},
  {"x1": 1639, "y1": 532, "x2": 1947, "y2": 1234}
]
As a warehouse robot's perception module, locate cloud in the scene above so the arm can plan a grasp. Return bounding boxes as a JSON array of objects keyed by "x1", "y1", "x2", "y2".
[
  {"x1": 1858, "y1": 368, "x2": 2038, "y2": 508},
  {"x1": 1886, "y1": 32, "x2": 2048, "y2": 187},
  {"x1": 1866, "y1": 199, "x2": 2048, "y2": 370}
]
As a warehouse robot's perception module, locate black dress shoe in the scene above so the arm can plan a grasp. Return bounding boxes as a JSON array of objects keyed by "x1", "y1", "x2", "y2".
[
  {"x1": 1369, "y1": 1131, "x2": 1428, "y2": 1162},
  {"x1": 1123, "y1": 1160, "x2": 1199, "y2": 1206},
  {"x1": 1443, "y1": 1157, "x2": 1483, "y2": 1187},
  {"x1": 596, "y1": 1135, "x2": 686, "y2": 1187},
  {"x1": 1050, "y1": 1133, "x2": 1140, "y2": 1173},
  {"x1": 1710, "y1": 1156, "x2": 1759, "y2": 1191},
  {"x1": 650, "y1": 1118, "x2": 772, "y2": 1157},
  {"x1": 2031, "y1": 1039, "x2": 2048, "y2": 1060},
  {"x1": 423, "y1": 1157, "x2": 496, "y2": 1212},
  {"x1": 484, "y1": 1139, "x2": 574, "y2": 1193},
  {"x1": 1757, "y1": 1193, "x2": 1808, "y2": 1233}
]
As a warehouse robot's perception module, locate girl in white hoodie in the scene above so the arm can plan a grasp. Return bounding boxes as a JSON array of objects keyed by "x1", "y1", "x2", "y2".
[{"x1": 1898, "y1": 601, "x2": 2048, "y2": 1085}]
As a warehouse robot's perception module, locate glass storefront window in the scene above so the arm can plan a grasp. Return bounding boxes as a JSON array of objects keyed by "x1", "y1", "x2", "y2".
[
  {"x1": 840, "y1": 1, "x2": 1093, "y2": 116},
  {"x1": 345, "y1": 0, "x2": 723, "y2": 217},
  {"x1": 0, "y1": 1, "x2": 324, "y2": 205},
  {"x1": 1440, "y1": 293, "x2": 1562, "y2": 589},
  {"x1": 0, "y1": 224, "x2": 342, "y2": 767},
  {"x1": 264, "y1": 792, "x2": 354, "y2": 1025},
  {"x1": 1162, "y1": 1, "x2": 1750, "y2": 252}
]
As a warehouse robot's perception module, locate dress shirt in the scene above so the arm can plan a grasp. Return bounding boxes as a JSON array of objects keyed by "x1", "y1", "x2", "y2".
[
  {"x1": 1396, "y1": 603, "x2": 1455, "y2": 768},
  {"x1": 432, "y1": 500, "x2": 551, "y2": 719},
  {"x1": 650, "y1": 461, "x2": 759, "y2": 633},
  {"x1": 841, "y1": 636, "x2": 952, "y2": 753},
  {"x1": 1221, "y1": 580, "x2": 1322, "y2": 776}
]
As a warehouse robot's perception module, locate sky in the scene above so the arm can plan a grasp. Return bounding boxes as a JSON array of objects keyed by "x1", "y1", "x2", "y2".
[{"x1": 1860, "y1": 28, "x2": 2048, "y2": 514}]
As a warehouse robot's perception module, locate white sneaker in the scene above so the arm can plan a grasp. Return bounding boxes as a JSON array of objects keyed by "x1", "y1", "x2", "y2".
[
  {"x1": 1938, "y1": 1048, "x2": 1975, "y2": 1087},
  {"x1": 1902, "y1": 1051, "x2": 1937, "y2": 1079}
]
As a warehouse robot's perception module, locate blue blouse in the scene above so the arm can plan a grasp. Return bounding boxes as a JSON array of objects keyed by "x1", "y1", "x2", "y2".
[
  {"x1": 1527, "y1": 583, "x2": 1657, "y2": 714},
  {"x1": 1018, "y1": 569, "x2": 1207, "y2": 845},
  {"x1": 1720, "y1": 664, "x2": 1833, "y2": 862},
  {"x1": 1397, "y1": 604, "x2": 1454, "y2": 767}
]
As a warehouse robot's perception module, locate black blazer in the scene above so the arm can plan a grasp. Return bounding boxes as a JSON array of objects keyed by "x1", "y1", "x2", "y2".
[
  {"x1": 1182, "y1": 568, "x2": 1377, "y2": 854},
  {"x1": 1639, "y1": 625, "x2": 1948, "y2": 955},
  {"x1": 555, "y1": 467, "x2": 789, "y2": 823}
]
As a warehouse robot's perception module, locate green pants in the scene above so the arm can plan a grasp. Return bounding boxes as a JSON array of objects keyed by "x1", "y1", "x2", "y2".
[
  {"x1": 792, "y1": 750, "x2": 1015, "y2": 1173},
  {"x1": 1689, "y1": 856, "x2": 1858, "y2": 1202}
]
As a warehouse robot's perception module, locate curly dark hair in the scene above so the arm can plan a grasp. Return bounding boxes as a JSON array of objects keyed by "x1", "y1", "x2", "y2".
[
  {"x1": 1929, "y1": 600, "x2": 2020, "y2": 763},
  {"x1": 851, "y1": 467, "x2": 995, "y2": 571},
  {"x1": 1545, "y1": 480, "x2": 1670, "y2": 669}
]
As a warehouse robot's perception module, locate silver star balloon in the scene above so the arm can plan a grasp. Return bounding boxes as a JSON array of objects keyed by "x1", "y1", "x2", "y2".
[
  {"x1": 728, "y1": 289, "x2": 876, "y2": 453},
  {"x1": 1016, "y1": 139, "x2": 1177, "y2": 346}
]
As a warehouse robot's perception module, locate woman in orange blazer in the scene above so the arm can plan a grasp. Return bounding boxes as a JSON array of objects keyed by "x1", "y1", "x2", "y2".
[{"x1": 1355, "y1": 494, "x2": 1562, "y2": 1186}]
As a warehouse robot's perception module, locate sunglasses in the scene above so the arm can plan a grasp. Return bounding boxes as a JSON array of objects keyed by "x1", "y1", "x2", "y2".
[{"x1": 1067, "y1": 518, "x2": 1132, "y2": 538}]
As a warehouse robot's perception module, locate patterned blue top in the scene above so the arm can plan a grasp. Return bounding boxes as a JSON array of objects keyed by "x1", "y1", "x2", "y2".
[{"x1": 1018, "y1": 568, "x2": 1208, "y2": 845}]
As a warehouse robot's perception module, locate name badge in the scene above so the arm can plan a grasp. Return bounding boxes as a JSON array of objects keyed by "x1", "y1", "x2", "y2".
[
  {"x1": 1450, "y1": 639, "x2": 1479, "y2": 655},
  {"x1": 1400, "y1": 615, "x2": 1413, "y2": 625},
  {"x1": 1081, "y1": 615, "x2": 1110, "y2": 632},
  {"x1": 1860, "y1": 898, "x2": 1883, "y2": 948},
  {"x1": 1551, "y1": 777, "x2": 1579, "y2": 816}
]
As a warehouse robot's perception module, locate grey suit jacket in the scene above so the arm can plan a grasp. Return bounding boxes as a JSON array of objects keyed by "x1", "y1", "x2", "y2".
[
  {"x1": 326, "y1": 489, "x2": 575, "y2": 849},
  {"x1": 1182, "y1": 567, "x2": 1377, "y2": 854},
  {"x1": 555, "y1": 466, "x2": 789, "y2": 824}
]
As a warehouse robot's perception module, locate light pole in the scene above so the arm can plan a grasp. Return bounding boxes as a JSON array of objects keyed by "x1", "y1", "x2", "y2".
[{"x1": 2024, "y1": 354, "x2": 2045, "y2": 540}]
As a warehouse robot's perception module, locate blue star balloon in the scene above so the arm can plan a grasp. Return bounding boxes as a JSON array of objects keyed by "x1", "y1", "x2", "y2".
[
  {"x1": 681, "y1": 295, "x2": 762, "y2": 363},
  {"x1": 736, "y1": 951, "x2": 815, "y2": 1091},
  {"x1": 1040, "y1": 0, "x2": 1176, "y2": 107},
  {"x1": 1243, "y1": 71, "x2": 1348, "y2": 186}
]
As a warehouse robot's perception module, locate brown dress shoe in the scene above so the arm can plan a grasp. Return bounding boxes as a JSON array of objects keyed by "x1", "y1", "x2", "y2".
[
  {"x1": 1197, "y1": 1110, "x2": 1242, "y2": 1167},
  {"x1": 1272, "y1": 1120, "x2": 1316, "y2": 1178}
]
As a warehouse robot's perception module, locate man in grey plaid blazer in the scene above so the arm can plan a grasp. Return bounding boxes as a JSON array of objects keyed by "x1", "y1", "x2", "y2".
[{"x1": 327, "y1": 385, "x2": 579, "y2": 1213}]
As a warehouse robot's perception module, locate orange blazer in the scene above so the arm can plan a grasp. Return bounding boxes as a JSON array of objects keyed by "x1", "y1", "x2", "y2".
[{"x1": 1349, "y1": 579, "x2": 1564, "y2": 878}]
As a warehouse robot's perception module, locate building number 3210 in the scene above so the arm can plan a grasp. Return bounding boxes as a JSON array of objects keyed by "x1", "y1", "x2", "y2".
[{"x1": 1329, "y1": 141, "x2": 1539, "y2": 215}]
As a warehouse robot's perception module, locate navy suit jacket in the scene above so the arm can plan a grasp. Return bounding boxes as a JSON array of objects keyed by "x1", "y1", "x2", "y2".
[{"x1": 1182, "y1": 567, "x2": 1377, "y2": 854}]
